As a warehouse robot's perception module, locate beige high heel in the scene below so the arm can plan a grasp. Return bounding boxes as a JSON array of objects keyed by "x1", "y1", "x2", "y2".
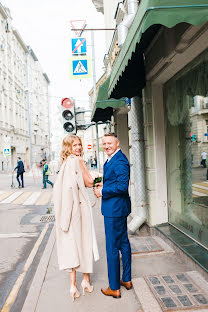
[
  {"x1": 81, "y1": 279, "x2": 94, "y2": 295},
  {"x1": 70, "y1": 285, "x2": 80, "y2": 302}
]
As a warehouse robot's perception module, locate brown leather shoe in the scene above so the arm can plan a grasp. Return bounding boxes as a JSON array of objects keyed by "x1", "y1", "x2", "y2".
[
  {"x1": 120, "y1": 280, "x2": 133, "y2": 290},
  {"x1": 101, "y1": 286, "x2": 121, "y2": 298}
]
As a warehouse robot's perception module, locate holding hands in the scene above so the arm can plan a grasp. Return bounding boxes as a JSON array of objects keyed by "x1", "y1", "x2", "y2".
[{"x1": 93, "y1": 178, "x2": 103, "y2": 198}]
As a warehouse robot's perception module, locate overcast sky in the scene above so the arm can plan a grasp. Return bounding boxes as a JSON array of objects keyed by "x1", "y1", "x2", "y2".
[{"x1": 2, "y1": 0, "x2": 105, "y2": 109}]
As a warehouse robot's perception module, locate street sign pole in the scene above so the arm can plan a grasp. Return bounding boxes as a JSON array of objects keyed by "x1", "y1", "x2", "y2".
[{"x1": 91, "y1": 30, "x2": 100, "y2": 173}]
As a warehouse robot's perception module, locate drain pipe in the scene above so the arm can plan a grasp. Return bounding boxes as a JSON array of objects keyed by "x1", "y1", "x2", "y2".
[
  {"x1": 118, "y1": 0, "x2": 139, "y2": 48},
  {"x1": 128, "y1": 96, "x2": 147, "y2": 233}
]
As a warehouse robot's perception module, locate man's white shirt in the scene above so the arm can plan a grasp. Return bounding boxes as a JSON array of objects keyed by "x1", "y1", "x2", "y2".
[{"x1": 106, "y1": 148, "x2": 121, "y2": 163}]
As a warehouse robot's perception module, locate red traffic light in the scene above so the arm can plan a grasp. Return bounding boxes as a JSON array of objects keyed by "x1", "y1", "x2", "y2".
[{"x1": 61, "y1": 98, "x2": 73, "y2": 109}]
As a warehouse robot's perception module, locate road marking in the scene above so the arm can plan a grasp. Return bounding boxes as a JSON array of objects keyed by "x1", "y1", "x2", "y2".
[
  {"x1": 12, "y1": 192, "x2": 32, "y2": 205},
  {"x1": 192, "y1": 190, "x2": 207, "y2": 197},
  {"x1": 192, "y1": 184, "x2": 208, "y2": 191},
  {"x1": 1, "y1": 224, "x2": 49, "y2": 312},
  {"x1": 23, "y1": 192, "x2": 41, "y2": 205},
  {"x1": 0, "y1": 232, "x2": 39, "y2": 238},
  {"x1": 1, "y1": 192, "x2": 23, "y2": 204},
  {"x1": 0, "y1": 192, "x2": 13, "y2": 202},
  {"x1": 192, "y1": 186, "x2": 208, "y2": 195},
  {"x1": 194, "y1": 182, "x2": 208, "y2": 188},
  {"x1": 35, "y1": 192, "x2": 52, "y2": 205}
]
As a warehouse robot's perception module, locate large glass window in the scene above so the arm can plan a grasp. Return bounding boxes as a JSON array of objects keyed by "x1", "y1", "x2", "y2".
[{"x1": 165, "y1": 52, "x2": 208, "y2": 248}]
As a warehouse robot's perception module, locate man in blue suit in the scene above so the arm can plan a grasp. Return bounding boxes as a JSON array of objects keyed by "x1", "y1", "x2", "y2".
[{"x1": 94, "y1": 133, "x2": 132, "y2": 299}]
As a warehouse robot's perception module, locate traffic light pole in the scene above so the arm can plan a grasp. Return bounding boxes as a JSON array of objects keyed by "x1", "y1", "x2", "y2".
[{"x1": 91, "y1": 30, "x2": 101, "y2": 173}]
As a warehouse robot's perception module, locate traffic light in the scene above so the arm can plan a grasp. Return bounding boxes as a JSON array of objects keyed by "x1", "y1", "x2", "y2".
[
  {"x1": 61, "y1": 98, "x2": 76, "y2": 134},
  {"x1": 190, "y1": 133, "x2": 197, "y2": 142}
]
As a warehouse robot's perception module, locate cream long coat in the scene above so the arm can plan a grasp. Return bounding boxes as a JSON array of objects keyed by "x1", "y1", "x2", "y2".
[{"x1": 53, "y1": 154, "x2": 98, "y2": 273}]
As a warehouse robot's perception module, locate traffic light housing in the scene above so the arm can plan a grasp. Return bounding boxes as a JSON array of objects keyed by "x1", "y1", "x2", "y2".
[{"x1": 61, "y1": 98, "x2": 76, "y2": 134}]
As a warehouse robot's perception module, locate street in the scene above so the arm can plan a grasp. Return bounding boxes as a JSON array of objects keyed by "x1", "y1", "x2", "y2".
[{"x1": 0, "y1": 173, "x2": 55, "y2": 312}]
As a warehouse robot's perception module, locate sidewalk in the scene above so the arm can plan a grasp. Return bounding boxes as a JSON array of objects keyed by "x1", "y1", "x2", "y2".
[{"x1": 21, "y1": 190, "x2": 208, "y2": 312}]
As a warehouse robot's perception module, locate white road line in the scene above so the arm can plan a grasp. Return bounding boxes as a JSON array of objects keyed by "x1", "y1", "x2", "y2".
[
  {"x1": 0, "y1": 233, "x2": 39, "y2": 238},
  {"x1": 192, "y1": 190, "x2": 207, "y2": 197},
  {"x1": 192, "y1": 184, "x2": 208, "y2": 191},
  {"x1": 23, "y1": 192, "x2": 41, "y2": 205},
  {"x1": 1, "y1": 224, "x2": 49, "y2": 312},
  {"x1": 1, "y1": 192, "x2": 23, "y2": 204}
]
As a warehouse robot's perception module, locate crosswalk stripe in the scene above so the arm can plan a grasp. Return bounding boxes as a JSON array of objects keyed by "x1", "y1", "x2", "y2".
[
  {"x1": 192, "y1": 184, "x2": 208, "y2": 191},
  {"x1": 1, "y1": 191, "x2": 23, "y2": 204},
  {"x1": 35, "y1": 192, "x2": 52, "y2": 206},
  {"x1": 192, "y1": 186, "x2": 208, "y2": 195},
  {"x1": 193, "y1": 182, "x2": 208, "y2": 188},
  {"x1": 0, "y1": 192, "x2": 14, "y2": 202},
  {"x1": 13, "y1": 192, "x2": 32, "y2": 205},
  {"x1": 192, "y1": 190, "x2": 207, "y2": 197},
  {"x1": 23, "y1": 192, "x2": 41, "y2": 205},
  {"x1": 0, "y1": 233, "x2": 39, "y2": 238}
]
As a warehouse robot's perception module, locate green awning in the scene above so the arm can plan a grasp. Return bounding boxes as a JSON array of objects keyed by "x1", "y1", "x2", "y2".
[
  {"x1": 91, "y1": 76, "x2": 126, "y2": 122},
  {"x1": 109, "y1": 0, "x2": 208, "y2": 99}
]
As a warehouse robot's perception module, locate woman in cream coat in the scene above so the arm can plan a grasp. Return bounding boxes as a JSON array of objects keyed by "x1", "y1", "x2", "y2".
[{"x1": 53, "y1": 134, "x2": 99, "y2": 301}]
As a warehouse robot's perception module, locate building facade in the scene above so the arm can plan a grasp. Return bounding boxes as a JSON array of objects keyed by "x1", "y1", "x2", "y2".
[
  {"x1": 0, "y1": 4, "x2": 50, "y2": 171},
  {"x1": 91, "y1": 0, "x2": 208, "y2": 265}
]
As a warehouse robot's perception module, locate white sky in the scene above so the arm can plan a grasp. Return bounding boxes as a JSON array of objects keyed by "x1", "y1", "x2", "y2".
[{"x1": 2, "y1": 0, "x2": 105, "y2": 109}]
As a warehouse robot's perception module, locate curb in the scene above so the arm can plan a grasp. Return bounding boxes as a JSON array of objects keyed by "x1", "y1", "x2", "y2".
[{"x1": 21, "y1": 225, "x2": 56, "y2": 312}]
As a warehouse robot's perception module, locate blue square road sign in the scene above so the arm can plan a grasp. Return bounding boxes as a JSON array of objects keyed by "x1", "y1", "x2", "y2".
[
  {"x1": 72, "y1": 59, "x2": 88, "y2": 76},
  {"x1": 71, "y1": 38, "x2": 87, "y2": 55}
]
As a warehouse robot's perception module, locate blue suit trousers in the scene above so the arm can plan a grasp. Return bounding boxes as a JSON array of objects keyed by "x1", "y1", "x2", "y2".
[{"x1": 104, "y1": 216, "x2": 131, "y2": 290}]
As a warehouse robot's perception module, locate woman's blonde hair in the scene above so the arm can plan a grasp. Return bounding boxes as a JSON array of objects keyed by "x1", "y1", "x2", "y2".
[{"x1": 61, "y1": 134, "x2": 83, "y2": 164}]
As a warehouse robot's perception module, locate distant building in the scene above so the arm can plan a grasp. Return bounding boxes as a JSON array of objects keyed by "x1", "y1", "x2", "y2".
[{"x1": 0, "y1": 4, "x2": 50, "y2": 171}]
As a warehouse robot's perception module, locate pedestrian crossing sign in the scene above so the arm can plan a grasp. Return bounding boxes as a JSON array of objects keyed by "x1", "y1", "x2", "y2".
[
  {"x1": 69, "y1": 56, "x2": 92, "y2": 79},
  {"x1": 3, "y1": 147, "x2": 11, "y2": 156}
]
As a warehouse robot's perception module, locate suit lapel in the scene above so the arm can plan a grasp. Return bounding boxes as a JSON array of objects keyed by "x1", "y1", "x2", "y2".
[{"x1": 104, "y1": 150, "x2": 122, "y2": 175}]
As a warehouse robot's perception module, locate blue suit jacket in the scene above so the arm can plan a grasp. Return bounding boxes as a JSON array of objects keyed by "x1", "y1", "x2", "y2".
[{"x1": 101, "y1": 150, "x2": 131, "y2": 217}]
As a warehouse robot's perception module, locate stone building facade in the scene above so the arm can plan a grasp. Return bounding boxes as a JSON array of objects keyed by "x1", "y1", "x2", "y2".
[{"x1": 0, "y1": 4, "x2": 50, "y2": 171}]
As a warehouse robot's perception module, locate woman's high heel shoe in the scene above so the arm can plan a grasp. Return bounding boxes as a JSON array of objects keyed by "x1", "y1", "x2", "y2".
[
  {"x1": 70, "y1": 285, "x2": 80, "y2": 302},
  {"x1": 81, "y1": 279, "x2": 94, "y2": 295}
]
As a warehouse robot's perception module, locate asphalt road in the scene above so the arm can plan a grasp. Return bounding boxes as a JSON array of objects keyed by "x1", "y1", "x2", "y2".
[{"x1": 0, "y1": 173, "x2": 55, "y2": 312}]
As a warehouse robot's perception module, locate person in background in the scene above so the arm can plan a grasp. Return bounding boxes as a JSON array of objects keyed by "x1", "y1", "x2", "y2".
[
  {"x1": 41, "y1": 159, "x2": 53, "y2": 189},
  {"x1": 14, "y1": 157, "x2": 25, "y2": 188},
  {"x1": 201, "y1": 151, "x2": 207, "y2": 168},
  {"x1": 93, "y1": 157, "x2": 97, "y2": 169}
]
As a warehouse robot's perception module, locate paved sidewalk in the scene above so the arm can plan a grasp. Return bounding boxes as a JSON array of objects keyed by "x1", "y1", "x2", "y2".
[
  {"x1": 21, "y1": 190, "x2": 208, "y2": 312},
  {"x1": 23, "y1": 193, "x2": 139, "y2": 312}
]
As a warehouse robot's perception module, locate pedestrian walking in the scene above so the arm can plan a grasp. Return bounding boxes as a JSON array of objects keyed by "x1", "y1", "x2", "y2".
[
  {"x1": 201, "y1": 151, "x2": 207, "y2": 168},
  {"x1": 94, "y1": 133, "x2": 132, "y2": 299},
  {"x1": 41, "y1": 159, "x2": 53, "y2": 189},
  {"x1": 14, "y1": 157, "x2": 25, "y2": 188},
  {"x1": 53, "y1": 134, "x2": 99, "y2": 302}
]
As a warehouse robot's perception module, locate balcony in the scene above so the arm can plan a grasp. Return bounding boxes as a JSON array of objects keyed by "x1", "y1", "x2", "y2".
[{"x1": 91, "y1": 0, "x2": 104, "y2": 14}]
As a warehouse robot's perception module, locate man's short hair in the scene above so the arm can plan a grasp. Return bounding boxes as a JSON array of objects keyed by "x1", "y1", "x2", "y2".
[
  {"x1": 42, "y1": 159, "x2": 45, "y2": 162},
  {"x1": 104, "y1": 132, "x2": 118, "y2": 138},
  {"x1": 18, "y1": 157, "x2": 21, "y2": 160}
]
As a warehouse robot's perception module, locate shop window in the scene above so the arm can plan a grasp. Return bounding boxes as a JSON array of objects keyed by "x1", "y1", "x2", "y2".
[{"x1": 164, "y1": 52, "x2": 208, "y2": 248}]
